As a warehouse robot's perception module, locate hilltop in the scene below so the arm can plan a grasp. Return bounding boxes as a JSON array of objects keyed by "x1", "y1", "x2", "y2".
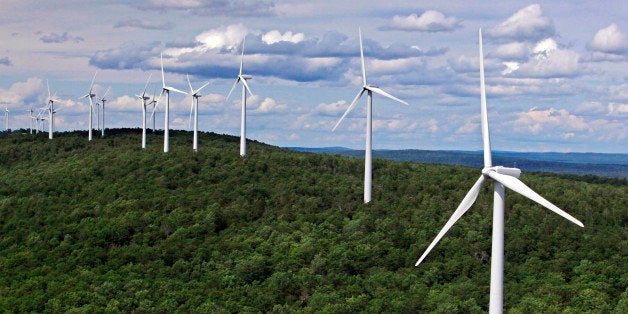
[{"x1": 1, "y1": 130, "x2": 626, "y2": 312}]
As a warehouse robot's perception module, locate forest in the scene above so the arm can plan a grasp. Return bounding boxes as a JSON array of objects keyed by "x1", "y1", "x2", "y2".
[{"x1": 0, "y1": 129, "x2": 626, "y2": 312}]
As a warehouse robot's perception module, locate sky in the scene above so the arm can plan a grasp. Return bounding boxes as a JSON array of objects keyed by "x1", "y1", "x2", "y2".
[{"x1": 0, "y1": 0, "x2": 626, "y2": 153}]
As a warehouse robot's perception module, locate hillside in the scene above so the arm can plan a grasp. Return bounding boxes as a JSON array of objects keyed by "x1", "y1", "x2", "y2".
[{"x1": 1, "y1": 130, "x2": 626, "y2": 312}]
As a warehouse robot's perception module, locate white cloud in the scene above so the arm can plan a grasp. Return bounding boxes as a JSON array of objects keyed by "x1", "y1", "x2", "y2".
[
  {"x1": 588, "y1": 23, "x2": 628, "y2": 56},
  {"x1": 0, "y1": 77, "x2": 44, "y2": 109},
  {"x1": 262, "y1": 30, "x2": 305, "y2": 44},
  {"x1": 607, "y1": 103, "x2": 628, "y2": 116},
  {"x1": 253, "y1": 97, "x2": 287, "y2": 114},
  {"x1": 494, "y1": 42, "x2": 529, "y2": 60},
  {"x1": 195, "y1": 24, "x2": 249, "y2": 51},
  {"x1": 315, "y1": 100, "x2": 347, "y2": 116},
  {"x1": 509, "y1": 38, "x2": 580, "y2": 78},
  {"x1": 487, "y1": 4, "x2": 554, "y2": 41},
  {"x1": 385, "y1": 10, "x2": 460, "y2": 32},
  {"x1": 610, "y1": 84, "x2": 628, "y2": 101},
  {"x1": 575, "y1": 101, "x2": 606, "y2": 115},
  {"x1": 513, "y1": 108, "x2": 587, "y2": 134}
]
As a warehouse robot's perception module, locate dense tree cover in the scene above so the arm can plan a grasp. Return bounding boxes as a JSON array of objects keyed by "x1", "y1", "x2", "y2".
[{"x1": 0, "y1": 129, "x2": 626, "y2": 312}]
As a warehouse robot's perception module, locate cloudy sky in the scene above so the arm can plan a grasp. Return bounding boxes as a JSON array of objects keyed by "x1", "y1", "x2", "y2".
[{"x1": 0, "y1": 0, "x2": 626, "y2": 153}]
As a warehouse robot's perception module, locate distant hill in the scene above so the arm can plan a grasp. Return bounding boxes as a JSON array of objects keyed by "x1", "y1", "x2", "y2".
[
  {"x1": 1, "y1": 129, "x2": 626, "y2": 312},
  {"x1": 288, "y1": 147, "x2": 628, "y2": 178}
]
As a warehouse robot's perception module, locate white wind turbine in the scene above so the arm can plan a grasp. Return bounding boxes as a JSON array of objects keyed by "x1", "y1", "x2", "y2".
[
  {"x1": 414, "y1": 29, "x2": 584, "y2": 313},
  {"x1": 44, "y1": 80, "x2": 60, "y2": 140},
  {"x1": 186, "y1": 75, "x2": 210, "y2": 152},
  {"x1": 148, "y1": 88, "x2": 159, "y2": 133},
  {"x1": 98, "y1": 87, "x2": 110, "y2": 138},
  {"x1": 4, "y1": 107, "x2": 8, "y2": 131},
  {"x1": 137, "y1": 74, "x2": 152, "y2": 149},
  {"x1": 332, "y1": 27, "x2": 408, "y2": 204},
  {"x1": 159, "y1": 52, "x2": 187, "y2": 153},
  {"x1": 80, "y1": 71, "x2": 98, "y2": 141},
  {"x1": 27, "y1": 108, "x2": 34, "y2": 134},
  {"x1": 225, "y1": 38, "x2": 253, "y2": 157}
]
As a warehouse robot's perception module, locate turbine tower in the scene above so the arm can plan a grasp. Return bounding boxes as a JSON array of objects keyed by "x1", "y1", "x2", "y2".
[
  {"x1": 4, "y1": 107, "x2": 8, "y2": 131},
  {"x1": 225, "y1": 38, "x2": 253, "y2": 157},
  {"x1": 44, "y1": 80, "x2": 60, "y2": 140},
  {"x1": 186, "y1": 75, "x2": 210, "y2": 152},
  {"x1": 160, "y1": 52, "x2": 187, "y2": 153},
  {"x1": 332, "y1": 27, "x2": 408, "y2": 204},
  {"x1": 137, "y1": 74, "x2": 152, "y2": 149},
  {"x1": 80, "y1": 71, "x2": 98, "y2": 141},
  {"x1": 27, "y1": 108, "x2": 34, "y2": 134},
  {"x1": 98, "y1": 87, "x2": 110, "y2": 138},
  {"x1": 414, "y1": 29, "x2": 584, "y2": 313}
]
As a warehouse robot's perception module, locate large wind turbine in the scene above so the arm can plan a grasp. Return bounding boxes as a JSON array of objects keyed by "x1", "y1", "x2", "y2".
[
  {"x1": 414, "y1": 29, "x2": 584, "y2": 313},
  {"x1": 137, "y1": 74, "x2": 152, "y2": 149},
  {"x1": 186, "y1": 75, "x2": 210, "y2": 152},
  {"x1": 44, "y1": 80, "x2": 60, "y2": 140},
  {"x1": 332, "y1": 27, "x2": 408, "y2": 204},
  {"x1": 160, "y1": 52, "x2": 187, "y2": 153},
  {"x1": 80, "y1": 71, "x2": 98, "y2": 141},
  {"x1": 98, "y1": 87, "x2": 110, "y2": 138},
  {"x1": 225, "y1": 38, "x2": 253, "y2": 157},
  {"x1": 27, "y1": 108, "x2": 34, "y2": 134}
]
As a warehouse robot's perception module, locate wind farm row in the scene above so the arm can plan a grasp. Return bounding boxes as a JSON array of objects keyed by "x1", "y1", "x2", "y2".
[{"x1": 1, "y1": 28, "x2": 586, "y2": 313}]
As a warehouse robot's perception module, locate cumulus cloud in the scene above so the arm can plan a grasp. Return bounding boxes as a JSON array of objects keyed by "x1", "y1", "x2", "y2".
[
  {"x1": 588, "y1": 23, "x2": 628, "y2": 61},
  {"x1": 139, "y1": 0, "x2": 275, "y2": 17},
  {"x1": 315, "y1": 100, "x2": 348, "y2": 116},
  {"x1": 507, "y1": 38, "x2": 581, "y2": 78},
  {"x1": 513, "y1": 107, "x2": 587, "y2": 134},
  {"x1": 607, "y1": 102, "x2": 628, "y2": 116},
  {"x1": 486, "y1": 4, "x2": 555, "y2": 41},
  {"x1": 39, "y1": 32, "x2": 84, "y2": 44},
  {"x1": 494, "y1": 42, "x2": 529, "y2": 60},
  {"x1": 0, "y1": 77, "x2": 45, "y2": 108},
  {"x1": 114, "y1": 19, "x2": 174, "y2": 30},
  {"x1": 252, "y1": 97, "x2": 287, "y2": 114},
  {"x1": 262, "y1": 30, "x2": 304, "y2": 44},
  {"x1": 383, "y1": 10, "x2": 460, "y2": 32},
  {"x1": 0, "y1": 57, "x2": 11, "y2": 66}
]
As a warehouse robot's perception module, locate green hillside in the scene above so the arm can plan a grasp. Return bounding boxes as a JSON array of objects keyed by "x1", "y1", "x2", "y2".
[{"x1": 1, "y1": 130, "x2": 626, "y2": 313}]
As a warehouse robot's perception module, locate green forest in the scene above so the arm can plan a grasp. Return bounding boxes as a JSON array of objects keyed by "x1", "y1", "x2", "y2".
[{"x1": 1, "y1": 130, "x2": 626, "y2": 313}]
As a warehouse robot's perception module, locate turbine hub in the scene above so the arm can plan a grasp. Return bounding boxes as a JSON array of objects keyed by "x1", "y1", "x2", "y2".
[{"x1": 482, "y1": 166, "x2": 522, "y2": 178}]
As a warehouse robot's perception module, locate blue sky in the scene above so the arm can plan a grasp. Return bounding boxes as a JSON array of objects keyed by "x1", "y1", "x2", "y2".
[{"x1": 0, "y1": 0, "x2": 626, "y2": 153}]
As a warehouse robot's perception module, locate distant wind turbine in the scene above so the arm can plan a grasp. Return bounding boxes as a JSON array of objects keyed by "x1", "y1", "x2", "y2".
[
  {"x1": 332, "y1": 27, "x2": 408, "y2": 204},
  {"x1": 27, "y1": 108, "x2": 34, "y2": 134},
  {"x1": 225, "y1": 38, "x2": 253, "y2": 157},
  {"x1": 148, "y1": 88, "x2": 158, "y2": 133},
  {"x1": 186, "y1": 75, "x2": 210, "y2": 152},
  {"x1": 159, "y1": 52, "x2": 187, "y2": 153},
  {"x1": 44, "y1": 80, "x2": 60, "y2": 140},
  {"x1": 80, "y1": 71, "x2": 98, "y2": 141},
  {"x1": 137, "y1": 73, "x2": 152, "y2": 149},
  {"x1": 4, "y1": 107, "x2": 8, "y2": 131},
  {"x1": 98, "y1": 87, "x2": 110, "y2": 138},
  {"x1": 414, "y1": 29, "x2": 584, "y2": 314}
]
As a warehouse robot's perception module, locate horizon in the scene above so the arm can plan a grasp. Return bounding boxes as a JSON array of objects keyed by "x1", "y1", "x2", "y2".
[{"x1": 0, "y1": 1, "x2": 626, "y2": 153}]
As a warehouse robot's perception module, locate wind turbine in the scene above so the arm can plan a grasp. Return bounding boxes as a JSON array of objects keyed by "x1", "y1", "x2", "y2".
[
  {"x1": 332, "y1": 27, "x2": 408, "y2": 204},
  {"x1": 44, "y1": 80, "x2": 60, "y2": 140},
  {"x1": 148, "y1": 88, "x2": 159, "y2": 133},
  {"x1": 98, "y1": 87, "x2": 110, "y2": 138},
  {"x1": 414, "y1": 29, "x2": 584, "y2": 313},
  {"x1": 186, "y1": 75, "x2": 210, "y2": 152},
  {"x1": 225, "y1": 38, "x2": 253, "y2": 157},
  {"x1": 80, "y1": 71, "x2": 98, "y2": 141},
  {"x1": 4, "y1": 107, "x2": 8, "y2": 131},
  {"x1": 159, "y1": 52, "x2": 187, "y2": 153},
  {"x1": 27, "y1": 108, "x2": 34, "y2": 134},
  {"x1": 137, "y1": 74, "x2": 152, "y2": 149}
]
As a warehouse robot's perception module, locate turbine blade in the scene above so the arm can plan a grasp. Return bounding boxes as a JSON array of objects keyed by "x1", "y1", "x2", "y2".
[
  {"x1": 240, "y1": 37, "x2": 246, "y2": 76},
  {"x1": 102, "y1": 87, "x2": 110, "y2": 99},
  {"x1": 89, "y1": 71, "x2": 98, "y2": 93},
  {"x1": 225, "y1": 78, "x2": 240, "y2": 103},
  {"x1": 332, "y1": 89, "x2": 365, "y2": 131},
  {"x1": 47, "y1": 79, "x2": 51, "y2": 100},
  {"x1": 479, "y1": 29, "x2": 492, "y2": 168},
  {"x1": 241, "y1": 78, "x2": 253, "y2": 96},
  {"x1": 415, "y1": 175, "x2": 486, "y2": 266},
  {"x1": 359, "y1": 27, "x2": 367, "y2": 86},
  {"x1": 187, "y1": 75, "x2": 193, "y2": 93},
  {"x1": 367, "y1": 86, "x2": 409, "y2": 105},
  {"x1": 142, "y1": 73, "x2": 152, "y2": 96},
  {"x1": 195, "y1": 81, "x2": 210, "y2": 94},
  {"x1": 487, "y1": 172, "x2": 584, "y2": 228},
  {"x1": 161, "y1": 52, "x2": 166, "y2": 89},
  {"x1": 166, "y1": 86, "x2": 188, "y2": 95}
]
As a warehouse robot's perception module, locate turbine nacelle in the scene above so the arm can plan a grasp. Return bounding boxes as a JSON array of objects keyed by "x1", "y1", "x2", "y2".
[
  {"x1": 482, "y1": 166, "x2": 521, "y2": 178},
  {"x1": 240, "y1": 74, "x2": 253, "y2": 80}
]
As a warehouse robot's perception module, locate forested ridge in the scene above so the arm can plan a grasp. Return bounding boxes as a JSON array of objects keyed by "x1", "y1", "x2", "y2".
[{"x1": 1, "y1": 130, "x2": 626, "y2": 312}]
